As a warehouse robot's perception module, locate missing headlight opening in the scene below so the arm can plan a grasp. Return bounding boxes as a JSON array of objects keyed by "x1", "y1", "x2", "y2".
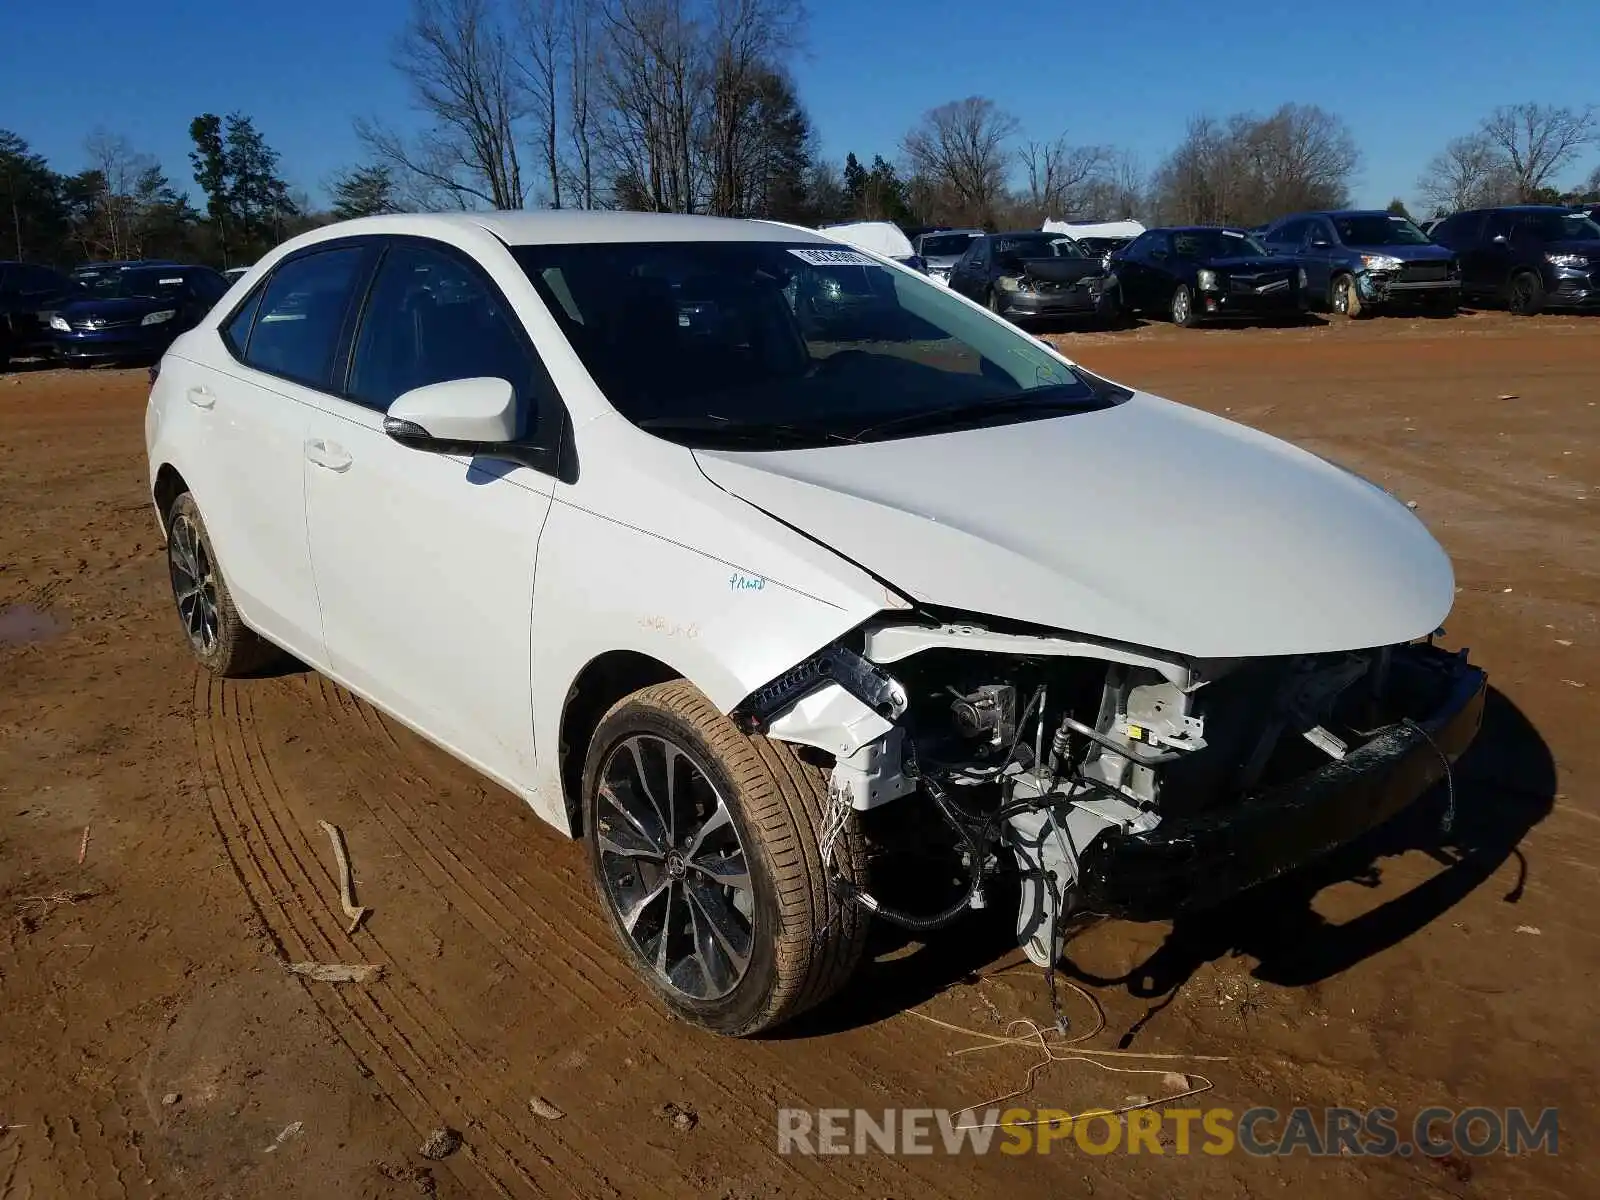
[{"x1": 740, "y1": 619, "x2": 1486, "y2": 974}]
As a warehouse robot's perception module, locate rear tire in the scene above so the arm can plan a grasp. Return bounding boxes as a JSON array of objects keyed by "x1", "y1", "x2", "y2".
[
  {"x1": 165, "y1": 492, "x2": 283, "y2": 677},
  {"x1": 583, "y1": 680, "x2": 869, "y2": 1036},
  {"x1": 1507, "y1": 270, "x2": 1545, "y2": 316}
]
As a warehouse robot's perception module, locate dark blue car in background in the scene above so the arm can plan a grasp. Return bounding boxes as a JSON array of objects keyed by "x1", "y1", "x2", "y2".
[
  {"x1": 1260, "y1": 210, "x2": 1460, "y2": 317},
  {"x1": 50, "y1": 263, "x2": 229, "y2": 365}
]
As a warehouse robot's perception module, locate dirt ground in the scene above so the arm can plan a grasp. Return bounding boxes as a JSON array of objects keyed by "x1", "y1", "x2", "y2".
[{"x1": 2, "y1": 309, "x2": 1597, "y2": 1199}]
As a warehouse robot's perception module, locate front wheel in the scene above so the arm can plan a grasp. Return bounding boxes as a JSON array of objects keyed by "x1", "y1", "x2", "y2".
[
  {"x1": 1507, "y1": 270, "x2": 1545, "y2": 316},
  {"x1": 583, "y1": 680, "x2": 868, "y2": 1036},
  {"x1": 1331, "y1": 273, "x2": 1364, "y2": 318},
  {"x1": 1170, "y1": 284, "x2": 1199, "y2": 327}
]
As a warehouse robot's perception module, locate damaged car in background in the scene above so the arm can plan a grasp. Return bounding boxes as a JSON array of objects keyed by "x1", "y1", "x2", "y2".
[
  {"x1": 946, "y1": 230, "x2": 1122, "y2": 324},
  {"x1": 145, "y1": 211, "x2": 1486, "y2": 1039}
]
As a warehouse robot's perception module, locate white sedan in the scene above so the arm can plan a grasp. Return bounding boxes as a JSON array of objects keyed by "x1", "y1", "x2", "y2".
[{"x1": 146, "y1": 212, "x2": 1487, "y2": 1035}]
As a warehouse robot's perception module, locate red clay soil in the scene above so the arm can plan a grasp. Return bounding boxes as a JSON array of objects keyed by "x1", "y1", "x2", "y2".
[{"x1": 2, "y1": 309, "x2": 1596, "y2": 1198}]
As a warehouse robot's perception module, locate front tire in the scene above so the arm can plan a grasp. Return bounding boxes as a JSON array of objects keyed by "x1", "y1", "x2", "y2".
[
  {"x1": 1507, "y1": 270, "x2": 1545, "y2": 315},
  {"x1": 583, "y1": 680, "x2": 868, "y2": 1036},
  {"x1": 1170, "y1": 284, "x2": 1199, "y2": 327},
  {"x1": 165, "y1": 493, "x2": 282, "y2": 677},
  {"x1": 1331, "y1": 273, "x2": 1363, "y2": 318}
]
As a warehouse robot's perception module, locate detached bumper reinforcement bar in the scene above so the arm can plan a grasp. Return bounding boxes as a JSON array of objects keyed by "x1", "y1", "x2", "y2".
[{"x1": 1076, "y1": 649, "x2": 1488, "y2": 921}]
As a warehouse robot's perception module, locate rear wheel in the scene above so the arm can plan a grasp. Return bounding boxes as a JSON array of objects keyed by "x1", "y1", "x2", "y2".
[
  {"x1": 1170, "y1": 284, "x2": 1199, "y2": 327},
  {"x1": 165, "y1": 493, "x2": 283, "y2": 677},
  {"x1": 1507, "y1": 270, "x2": 1544, "y2": 316},
  {"x1": 583, "y1": 680, "x2": 868, "y2": 1036}
]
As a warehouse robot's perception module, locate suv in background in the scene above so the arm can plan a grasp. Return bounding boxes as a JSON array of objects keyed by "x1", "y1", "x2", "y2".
[
  {"x1": 1429, "y1": 206, "x2": 1600, "y2": 314},
  {"x1": 1261, "y1": 210, "x2": 1459, "y2": 316},
  {"x1": 0, "y1": 261, "x2": 74, "y2": 368}
]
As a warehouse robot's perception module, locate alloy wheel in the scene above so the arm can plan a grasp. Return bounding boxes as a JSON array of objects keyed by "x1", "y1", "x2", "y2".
[
  {"x1": 1172, "y1": 288, "x2": 1191, "y2": 324},
  {"x1": 168, "y1": 513, "x2": 219, "y2": 656},
  {"x1": 594, "y1": 734, "x2": 756, "y2": 1001}
]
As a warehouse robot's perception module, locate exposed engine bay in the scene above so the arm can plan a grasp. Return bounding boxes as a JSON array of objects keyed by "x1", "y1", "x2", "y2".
[{"x1": 732, "y1": 616, "x2": 1485, "y2": 969}]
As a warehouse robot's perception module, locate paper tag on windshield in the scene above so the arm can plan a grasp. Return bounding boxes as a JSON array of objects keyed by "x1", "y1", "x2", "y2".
[{"x1": 788, "y1": 247, "x2": 877, "y2": 267}]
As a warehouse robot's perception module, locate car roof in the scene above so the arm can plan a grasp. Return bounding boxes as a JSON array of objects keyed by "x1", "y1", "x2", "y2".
[
  {"x1": 1158, "y1": 225, "x2": 1254, "y2": 234},
  {"x1": 289, "y1": 210, "x2": 840, "y2": 250}
]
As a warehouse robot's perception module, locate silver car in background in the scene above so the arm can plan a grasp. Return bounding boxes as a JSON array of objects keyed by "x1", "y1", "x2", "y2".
[{"x1": 915, "y1": 228, "x2": 983, "y2": 285}]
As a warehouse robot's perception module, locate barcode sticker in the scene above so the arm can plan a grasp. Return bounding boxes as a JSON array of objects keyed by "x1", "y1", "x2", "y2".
[{"x1": 788, "y1": 247, "x2": 878, "y2": 267}]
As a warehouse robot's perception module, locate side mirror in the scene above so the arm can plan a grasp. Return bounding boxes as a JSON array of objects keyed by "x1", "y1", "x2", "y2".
[
  {"x1": 1310, "y1": 238, "x2": 1331, "y2": 248},
  {"x1": 383, "y1": 377, "x2": 518, "y2": 453},
  {"x1": 1492, "y1": 234, "x2": 1508, "y2": 244}
]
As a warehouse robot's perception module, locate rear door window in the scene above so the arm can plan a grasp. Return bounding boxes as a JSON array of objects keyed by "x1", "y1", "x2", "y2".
[{"x1": 241, "y1": 247, "x2": 367, "y2": 389}]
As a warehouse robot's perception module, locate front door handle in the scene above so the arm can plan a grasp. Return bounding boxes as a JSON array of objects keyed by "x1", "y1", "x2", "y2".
[
  {"x1": 186, "y1": 386, "x2": 215, "y2": 410},
  {"x1": 304, "y1": 438, "x2": 353, "y2": 472}
]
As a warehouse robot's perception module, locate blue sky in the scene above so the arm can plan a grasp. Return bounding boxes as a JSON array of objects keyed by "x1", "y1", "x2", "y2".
[{"x1": 3, "y1": 0, "x2": 1597, "y2": 212}]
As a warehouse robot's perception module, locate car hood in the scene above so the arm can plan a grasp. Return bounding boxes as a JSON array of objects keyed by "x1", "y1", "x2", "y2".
[
  {"x1": 1543, "y1": 239, "x2": 1600, "y2": 258},
  {"x1": 692, "y1": 392, "x2": 1454, "y2": 659},
  {"x1": 58, "y1": 296, "x2": 171, "y2": 320},
  {"x1": 924, "y1": 255, "x2": 965, "y2": 269},
  {"x1": 1203, "y1": 255, "x2": 1291, "y2": 271},
  {"x1": 1346, "y1": 243, "x2": 1454, "y2": 262},
  {"x1": 1006, "y1": 257, "x2": 1108, "y2": 284}
]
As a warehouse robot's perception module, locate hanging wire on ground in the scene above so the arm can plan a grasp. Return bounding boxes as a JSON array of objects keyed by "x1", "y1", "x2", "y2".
[{"x1": 905, "y1": 972, "x2": 1231, "y2": 1130}]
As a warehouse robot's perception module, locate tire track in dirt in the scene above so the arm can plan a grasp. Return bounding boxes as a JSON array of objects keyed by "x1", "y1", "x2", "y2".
[
  {"x1": 197, "y1": 676, "x2": 540, "y2": 1199},
  {"x1": 262, "y1": 673, "x2": 973, "y2": 1200},
  {"x1": 204, "y1": 676, "x2": 656, "y2": 1200},
  {"x1": 0, "y1": 1111, "x2": 154, "y2": 1200}
]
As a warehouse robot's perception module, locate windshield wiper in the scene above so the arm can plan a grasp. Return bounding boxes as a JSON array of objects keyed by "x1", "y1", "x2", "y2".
[
  {"x1": 852, "y1": 389, "x2": 1109, "y2": 441},
  {"x1": 637, "y1": 415, "x2": 857, "y2": 448}
]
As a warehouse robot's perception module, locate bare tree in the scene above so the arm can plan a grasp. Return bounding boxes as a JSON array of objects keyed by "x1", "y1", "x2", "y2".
[
  {"x1": 1481, "y1": 103, "x2": 1597, "y2": 201},
  {"x1": 360, "y1": 0, "x2": 529, "y2": 210},
  {"x1": 83, "y1": 130, "x2": 158, "y2": 259},
  {"x1": 1151, "y1": 105, "x2": 1357, "y2": 226},
  {"x1": 1416, "y1": 132, "x2": 1515, "y2": 214},
  {"x1": 598, "y1": 0, "x2": 707, "y2": 212},
  {"x1": 1584, "y1": 160, "x2": 1600, "y2": 199},
  {"x1": 1017, "y1": 137, "x2": 1109, "y2": 221},
  {"x1": 565, "y1": 0, "x2": 599, "y2": 206},
  {"x1": 703, "y1": 0, "x2": 803, "y2": 216},
  {"x1": 902, "y1": 97, "x2": 1019, "y2": 226},
  {"x1": 516, "y1": 0, "x2": 565, "y2": 207},
  {"x1": 1077, "y1": 149, "x2": 1146, "y2": 219}
]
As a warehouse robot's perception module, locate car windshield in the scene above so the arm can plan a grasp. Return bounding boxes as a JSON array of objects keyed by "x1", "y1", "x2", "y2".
[
  {"x1": 1518, "y1": 211, "x2": 1600, "y2": 241},
  {"x1": 992, "y1": 234, "x2": 1087, "y2": 262},
  {"x1": 512, "y1": 240, "x2": 1126, "y2": 448},
  {"x1": 1332, "y1": 215, "x2": 1431, "y2": 246},
  {"x1": 919, "y1": 233, "x2": 978, "y2": 257},
  {"x1": 83, "y1": 268, "x2": 187, "y2": 300},
  {"x1": 1172, "y1": 230, "x2": 1269, "y2": 259}
]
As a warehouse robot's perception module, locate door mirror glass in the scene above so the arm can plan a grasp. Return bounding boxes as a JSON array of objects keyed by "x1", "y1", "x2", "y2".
[{"x1": 383, "y1": 377, "x2": 518, "y2": 453}]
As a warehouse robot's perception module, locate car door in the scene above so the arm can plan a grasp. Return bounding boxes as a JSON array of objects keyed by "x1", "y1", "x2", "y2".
[
  {"x1": 1473, "y1": 211, "x2": 1519, "y2": 296},
  {"x1": 300, "y1": 236, "x2": 563, "y2": 786},
  {"x1": 1143, "y1": 233, "x2": 1179, "y2": 304},
  {"x1": 1434, "y1": 212, "x2": 1488, "y2": 298},
  {"x1": 1111, "y1": 233, "x2": 1152, "y2": 309},
  {"x1": 949, "y1": 240, "x2": 982, "y2": 299},
  {"x1": 189, "y1": 242, "x2": 376, "y2": 665},
  {"x1": 1300, "y1": 219, "x2": 1337, "y2": 297}
]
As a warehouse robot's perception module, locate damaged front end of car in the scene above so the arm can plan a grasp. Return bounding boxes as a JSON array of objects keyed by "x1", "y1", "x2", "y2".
[{"x1": 732, "y1": 615, "x2": 1487, "y2": 964}]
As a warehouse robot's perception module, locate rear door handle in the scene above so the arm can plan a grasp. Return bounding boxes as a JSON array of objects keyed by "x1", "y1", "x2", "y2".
[
  {"x1": 304, "y1": 438, "x2": 353, "y2": 472},
  {"x1": 186, "y1": 386, "x2": 215, "y2": 410}
]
